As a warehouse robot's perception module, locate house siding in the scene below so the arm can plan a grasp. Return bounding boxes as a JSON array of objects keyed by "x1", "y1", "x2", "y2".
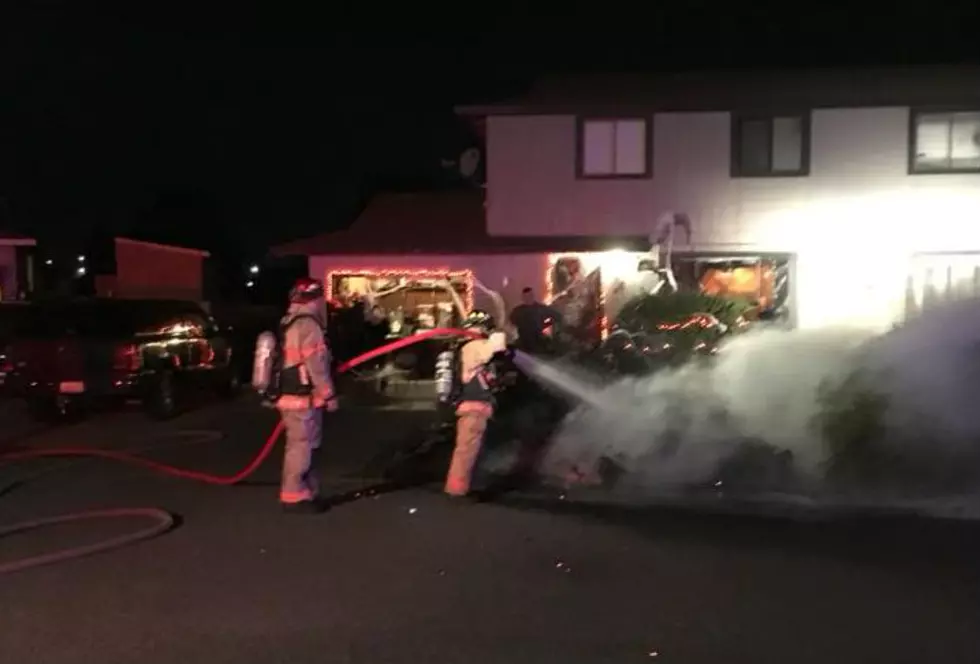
[{"x1": 485, "y1": 108, "x2": 980, "y2": 329}]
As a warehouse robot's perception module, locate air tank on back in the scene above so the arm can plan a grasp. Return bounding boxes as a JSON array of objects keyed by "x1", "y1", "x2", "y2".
[
  {"x1": 252, "y1": 330, "x2": 278, "y2": 395},
  {"x1": 434, "y1": 345, "x2": 456, "y2": 403}
]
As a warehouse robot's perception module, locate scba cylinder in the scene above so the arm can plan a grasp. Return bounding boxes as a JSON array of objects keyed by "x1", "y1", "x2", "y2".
[
  {"x1": 252, "y1": 331, "x2": 278, "y2": 393},
  {"x1": 434, "y1": 349, "x2": 455, "y2": 402}
]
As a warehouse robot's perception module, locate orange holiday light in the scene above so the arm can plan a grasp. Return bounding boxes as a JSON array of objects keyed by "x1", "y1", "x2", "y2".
[{"x1": 656, "y1": 314, "x2": 719, "y2": 331}]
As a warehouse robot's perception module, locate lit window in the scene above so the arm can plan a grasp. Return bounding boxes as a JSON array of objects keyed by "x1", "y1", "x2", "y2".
[
  {"x1": 732, "y1": 114, "x2": 810, "y2": 177},
  {"x1": 578, "y1": 118, "x2": 650, "y2": 178},
  {"x1": 911, "y1": 111, "x2": 980, "y2": 173}
]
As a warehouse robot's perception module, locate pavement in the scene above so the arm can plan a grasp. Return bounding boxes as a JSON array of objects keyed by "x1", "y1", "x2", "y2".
[{"x1": 1, "y1": 392, "x2": 978, "y2": 664}]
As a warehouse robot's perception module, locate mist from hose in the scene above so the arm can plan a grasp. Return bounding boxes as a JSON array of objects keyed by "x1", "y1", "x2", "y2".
[
  {"x1": 511, "y1": 350, "x2": 610, "y2": 410},
  {"x1": 515, "y1": 331, "x2": 869, "y2": 484},
  {"x1": 512, "y1": 301, "x2": 980, "y2": 518}
]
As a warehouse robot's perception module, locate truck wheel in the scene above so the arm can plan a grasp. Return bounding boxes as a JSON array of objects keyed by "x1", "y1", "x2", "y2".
[{"x1": 145, "y1": 370, "x2": 179, "y2": 420}]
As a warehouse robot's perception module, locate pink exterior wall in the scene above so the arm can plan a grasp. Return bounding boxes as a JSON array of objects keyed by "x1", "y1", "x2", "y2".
[
  {"x1": 0, "y1": 246, "x2": 15, "y2": 301},
  {"x1": 110, "y1": 239, "x2": 205, "y2": 301},
  {"x1": 309, "y1": 253, "x2": 551, "y2": 314},
  {"x1": 485, "y1": 109, "x2": 980, "y2": 329}
]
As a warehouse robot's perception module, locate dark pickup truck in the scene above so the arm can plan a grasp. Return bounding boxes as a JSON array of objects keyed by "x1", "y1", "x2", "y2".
[{"x1": 1, "y1": 298, "x2": 240, "y2": 420}]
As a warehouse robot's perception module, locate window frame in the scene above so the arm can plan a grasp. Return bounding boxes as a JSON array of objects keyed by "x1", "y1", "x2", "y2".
[
  {"x1": 730, "y1": 112, "x2": 811, "y2": 178},
  {"x1": 575, "y1": 116, "x2": 653, "y2": 180},
  {"x1": 908, "y1": 107, "x2": 980, "y2": 175}
]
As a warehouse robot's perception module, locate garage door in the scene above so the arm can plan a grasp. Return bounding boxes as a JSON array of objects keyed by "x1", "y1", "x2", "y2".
[{"x1": 905, "y1": 253, "x2": 980, "y2": 319}]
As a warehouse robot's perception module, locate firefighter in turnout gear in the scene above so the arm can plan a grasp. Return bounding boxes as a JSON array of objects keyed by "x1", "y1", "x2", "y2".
[
  {"x1": 444, "y1": 310, "x2": 508, "y2": 497},
  {"x1": 276, "y1": 277, "x2": 338, "y2": 513}
]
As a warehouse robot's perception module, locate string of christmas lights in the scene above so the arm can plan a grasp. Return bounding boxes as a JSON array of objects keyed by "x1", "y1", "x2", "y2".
[{"x1": 325, "y1": 268, "x2": 475, "y2": 313}]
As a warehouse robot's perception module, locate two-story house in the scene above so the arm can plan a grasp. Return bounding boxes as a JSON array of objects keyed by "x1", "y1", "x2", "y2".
[
  {"x1": 277, "y1": 66, "x2": 980, "y2": 337},
  {"x1": 459, "y1": 66, "x2": 980, "y2": 331}
]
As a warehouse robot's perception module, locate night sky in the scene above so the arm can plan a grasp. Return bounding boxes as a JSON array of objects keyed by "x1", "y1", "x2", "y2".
[{"x1": 2, "y1": 4, "x2": 978, "y2": 264}]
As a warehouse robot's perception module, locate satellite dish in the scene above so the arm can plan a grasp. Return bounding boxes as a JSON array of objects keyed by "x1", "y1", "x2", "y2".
[{"x1": 458, "y1": 147, "x2": 481, "y2": 179}]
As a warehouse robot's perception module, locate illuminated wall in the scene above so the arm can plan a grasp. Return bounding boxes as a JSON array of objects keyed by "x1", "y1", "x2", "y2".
[{"x1": 485, "y1": 108, "x2": 980, "y2": 331}]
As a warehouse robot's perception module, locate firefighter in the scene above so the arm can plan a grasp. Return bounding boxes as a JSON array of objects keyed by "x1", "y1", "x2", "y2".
[
  {"x1": 444, "y1": 310, "x2": 508, "y2": 498},
  {"x1": 276, "y1": 277, "x2": 338, "y2": 513}
]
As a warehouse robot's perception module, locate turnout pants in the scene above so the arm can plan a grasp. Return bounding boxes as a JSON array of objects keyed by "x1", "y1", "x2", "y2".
[
  {"x1": 278, "y1": 406, "x2": 323, "y2": 504},
  {"x1": 444, "y1": 401, "x2": 492, "y2": 496}
]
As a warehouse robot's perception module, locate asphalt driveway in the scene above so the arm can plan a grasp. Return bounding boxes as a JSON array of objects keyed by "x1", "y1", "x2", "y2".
[{"x1": 1, "y1": 396, "x2": 977, "y2": 664}]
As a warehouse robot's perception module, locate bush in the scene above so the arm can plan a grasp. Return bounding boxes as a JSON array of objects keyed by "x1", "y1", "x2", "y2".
[
  {"x1": 812, "y1": 368, "x2": 891, "y2": 482},
  {"x1": 609, "y1": 292, "x2": 755, "y2": 368},
  {"x1": 615, "y1": 292, "x2": 755, "y2": 333}
]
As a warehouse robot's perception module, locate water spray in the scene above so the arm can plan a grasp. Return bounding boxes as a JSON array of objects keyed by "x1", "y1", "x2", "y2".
[{"x1": 510, "y1": 349, "x2": 610, "y2": 411}]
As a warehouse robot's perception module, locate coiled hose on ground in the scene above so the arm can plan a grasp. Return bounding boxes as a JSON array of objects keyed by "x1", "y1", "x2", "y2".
[{"x1": 0, "y1": 327, "x2": 479, "y2": 575}]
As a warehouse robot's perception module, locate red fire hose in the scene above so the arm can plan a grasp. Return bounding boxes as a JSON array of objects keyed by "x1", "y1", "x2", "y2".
[{"x1": 0, "y1": 327, "x2": 480, "y2": 575}]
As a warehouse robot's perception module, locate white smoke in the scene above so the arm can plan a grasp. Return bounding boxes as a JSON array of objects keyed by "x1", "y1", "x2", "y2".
[
  {"x1": 537, "y1": 328, "x2": 871, "y2": 488},
  {"x1": 518, "y1": 299, "x2": 980, "y2": 512},
  {"x1": 864, "y1": 298, "x2": 980, "y2": 448}
]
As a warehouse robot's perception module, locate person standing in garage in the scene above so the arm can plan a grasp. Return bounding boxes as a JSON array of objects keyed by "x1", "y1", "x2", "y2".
[{"x1": 509, "y1": 287, "x2": 561, "y2": 354}]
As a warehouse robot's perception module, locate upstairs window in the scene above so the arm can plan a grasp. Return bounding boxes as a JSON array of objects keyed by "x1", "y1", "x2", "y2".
[
  {"x1": 731, "y1": 114, "x2": 810, "y2": 177},
  {"x1": 911, "y1": 110, "x2": 980, "y2": 173},
  {"x1": 577, "y1": 118, "x2": 651, "y2": 178}
]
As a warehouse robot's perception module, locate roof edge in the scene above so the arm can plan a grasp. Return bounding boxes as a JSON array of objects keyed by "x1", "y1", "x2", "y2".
[
  {"x1": 115, "y1": 236, "x2": 211, "y2": 258},
  {"x1": 456, "y1": 98, "x2": 980, "y2": 117},
  {"x1": 455, "y1": 103, "x2": 529, "y2": 117},
  {"x1": 274, "y1": 234, "x2": 653, "y2": 257},
  {"x1": 0, "y1": 237, "x2": 36, "y2": 247},
  {"x1": 270, "y1": 234, "x2": 326, "y2": 258},
  {"x1": 455, "y1": 65, "x2": 980, "y2": 117}
]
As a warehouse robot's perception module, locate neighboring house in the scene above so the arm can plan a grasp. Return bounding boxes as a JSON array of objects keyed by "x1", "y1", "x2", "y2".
[
  {"x1": 93, "y1": 237, "x2": 210, "y2": 303},
  {"x1": 456, "y1": 66, "x2": 980, "y2": 331},
  {"x1": 272, "y1": 191, "x2": 649, "y2": 341},
  {"x1": 0, "y1": 231, "x2": 36, "y2": 301}
]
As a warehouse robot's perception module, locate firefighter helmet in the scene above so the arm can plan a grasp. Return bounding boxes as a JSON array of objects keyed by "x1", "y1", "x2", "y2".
[
  {"x1": 461, "y1": 309, "x2": 495, "y2": 334},
  {"x1": 288, "y1": 277, "x2": 325, "y2": 304}
]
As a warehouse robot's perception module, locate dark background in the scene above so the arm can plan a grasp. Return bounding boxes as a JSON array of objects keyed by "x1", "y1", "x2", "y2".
[{"x1": 1, "y1": 4, "x2": 978, "y2": 297}]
